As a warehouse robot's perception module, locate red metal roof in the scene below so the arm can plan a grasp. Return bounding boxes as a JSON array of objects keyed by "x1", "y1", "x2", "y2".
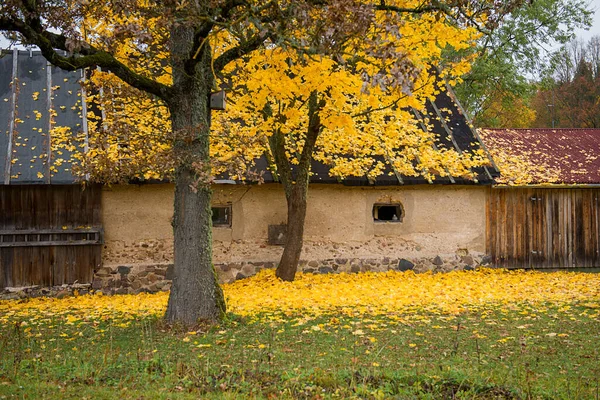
[{"x1": 479, "y1": 128, "x2": 600, "y2": 185}]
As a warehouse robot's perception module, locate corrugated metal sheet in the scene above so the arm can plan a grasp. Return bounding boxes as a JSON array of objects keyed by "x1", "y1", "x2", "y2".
[
  {"x1": 0, "y1": 49, "x2": 87, "y2": 185},
  {"x1": 481, "y1": 128, "x2": 600, "y2": 185}
]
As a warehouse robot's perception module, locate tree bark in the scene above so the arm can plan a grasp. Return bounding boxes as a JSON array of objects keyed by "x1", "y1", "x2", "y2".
[
  {"x1": 276, "y1": 183, "x2": 309, "y2": 281},
  {"x1": 164, "y1": 22, "x2": 225, "y2": 325}
]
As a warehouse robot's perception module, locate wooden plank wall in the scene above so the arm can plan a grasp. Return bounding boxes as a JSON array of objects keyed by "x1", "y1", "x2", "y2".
[
  {"x1": 0, "y1": 184, "x2": 102, "y2": 288},
  {"x1": 487, "y1": 188, "x2": 600, "y2": 269}
]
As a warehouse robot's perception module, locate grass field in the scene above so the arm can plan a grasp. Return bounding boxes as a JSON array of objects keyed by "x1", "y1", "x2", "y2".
[{"x1": 1, "y1": 269, "x2": 599, "y2": 399}]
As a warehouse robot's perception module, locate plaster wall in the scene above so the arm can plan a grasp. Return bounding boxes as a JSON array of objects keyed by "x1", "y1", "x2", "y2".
[{"x1": 101, "y1": 183, "x2": 488, "y2": 266}]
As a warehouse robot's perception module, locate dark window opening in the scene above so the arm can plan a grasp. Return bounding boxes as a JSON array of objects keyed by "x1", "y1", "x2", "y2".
[
  {"x1": 373, "y1": 204, "x2": 403, "y2": 222},
  {"x1": 212, "y1": 205, "x2": 231, "y2": 227}
]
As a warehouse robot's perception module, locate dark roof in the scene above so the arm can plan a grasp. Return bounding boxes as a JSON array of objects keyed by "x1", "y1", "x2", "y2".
[
  {"x1": 1, "y1": 50, "x2": 497, "y2": 186},
  {"x1": 480, "y1": 128, "x2": 600, "y2": 185},
  {"x1": 0, "y1": 49, "x2": 87, "y2": 184},
  {"x1": 256, "y1": 86, "x2": 499, "y2": 186}
]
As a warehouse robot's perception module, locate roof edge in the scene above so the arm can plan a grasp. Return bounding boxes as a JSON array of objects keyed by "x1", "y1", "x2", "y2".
[
  {"x1": 493, "y1": 184, "x2": 600, "y2": 189},
  {"x1": 482, "y1": 128, "x2": 600, "y2": 131}
]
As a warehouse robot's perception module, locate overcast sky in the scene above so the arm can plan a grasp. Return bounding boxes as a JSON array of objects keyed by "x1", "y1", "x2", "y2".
[{"x1": 577, "y1": 0, "x2": 600, "y2": 41}]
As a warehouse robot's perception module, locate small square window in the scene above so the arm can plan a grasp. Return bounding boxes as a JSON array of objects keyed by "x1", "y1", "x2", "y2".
[
  {"x1": 373, "y1": 203, "x2": 403, "y2": 222},
  {"x1": 212, "y1": 205, "x2": 231, "y2": 227}
]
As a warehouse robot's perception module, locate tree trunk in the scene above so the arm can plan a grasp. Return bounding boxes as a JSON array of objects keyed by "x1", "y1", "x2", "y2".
[
  {"x1": 274, "y1": 91, "x2": 323, "y2": 282},
  {"x1": 276, "y1": 184, "x2": 309, "y2": 281},
  {"x1": 164, "y1": 22, "x2": 225, "y2": 325}
]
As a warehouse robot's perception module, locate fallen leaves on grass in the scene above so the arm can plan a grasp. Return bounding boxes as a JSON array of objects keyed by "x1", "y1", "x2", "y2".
[
  {"x1": 0, "y1": 269, "x2": 599, "y2": 328},
  {"x1": 226, "y1": 268, "x2": 600, "y2": 320}
]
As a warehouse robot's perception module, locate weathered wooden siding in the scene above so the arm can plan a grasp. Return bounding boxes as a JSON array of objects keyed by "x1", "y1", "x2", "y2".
[
  {"x1": 0, "y1": 185, "x2": 102, "y2": 288},
  {"x1": 487, "y1": 188, "x2": 600, "y2": 269}
]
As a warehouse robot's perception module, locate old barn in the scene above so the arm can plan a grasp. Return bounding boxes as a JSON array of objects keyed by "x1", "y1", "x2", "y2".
[
  {"x1": 8, "y1": 51, "x2": 600, "y2": 294},
  {"x1": 481, "y1": 128, "x2": 600, "y2": 270},
  {"x1": 99, "y1": 80, "x2": 501, "y2": 286},
  {"x1": 1, "y1": 51, "x2": 504, "y2": 292}
]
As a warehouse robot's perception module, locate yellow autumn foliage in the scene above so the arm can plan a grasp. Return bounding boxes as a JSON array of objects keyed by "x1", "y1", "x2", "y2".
[
  {"x1": 1, "y1": 269, "x2": 599, "y2": 327},
  {"x1": 45, "y1": 1, "x2": 489, "y2": 184},
  {"x1": 227, "y1": 268, "x2": 600, "y2": 318},
  {"x1": 213, "y1": 46, "x2": 487, "y2": 182}
]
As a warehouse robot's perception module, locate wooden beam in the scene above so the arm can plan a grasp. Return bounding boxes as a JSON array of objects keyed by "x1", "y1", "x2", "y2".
[
  {"x1": 0, "y1": 228, "x2": 102, "y2": 235},
  {"x1": 0, "y1": 240, "x2": 102, "y2": 248},
  {"x1": 46, "y1": 60, "x2": 52, "y2": 183},
  {"x1": 4, "y1": 48, "x2": 18, "y2": 184}
]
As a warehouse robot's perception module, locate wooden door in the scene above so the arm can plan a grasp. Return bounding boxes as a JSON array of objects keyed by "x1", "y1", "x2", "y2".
[
  {"x1": 487, "y1": 188, "x2": 600, "y2": 269},
  {"x1": 0, "y1": 184, "x2": 102, "y2": 288}
]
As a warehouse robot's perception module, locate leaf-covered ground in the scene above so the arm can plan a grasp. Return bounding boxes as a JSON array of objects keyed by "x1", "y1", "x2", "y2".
[{"x1": 1, "y1": 269, "x2": 599, "y2": 399}]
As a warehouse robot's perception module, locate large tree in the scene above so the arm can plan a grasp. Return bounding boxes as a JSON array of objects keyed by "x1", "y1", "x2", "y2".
[{"x1": 1, "y1": 0, "x2": 529, "y2": 324}]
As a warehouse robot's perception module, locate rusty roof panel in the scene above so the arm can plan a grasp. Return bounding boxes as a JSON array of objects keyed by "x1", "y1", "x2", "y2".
[{"x1": 480, "y1": 128, "x2": 600, "y2": 185}]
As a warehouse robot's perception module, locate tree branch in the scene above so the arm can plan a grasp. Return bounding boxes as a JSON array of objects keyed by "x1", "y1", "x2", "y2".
[
  {"x1": 0, "y1": 16, "x2": 173, "y2": 101},
  {"x1": 375, "y1": 1, "x2": 444, "y2": 14},
  {"x1": 187, "y1": 0, "x2": 263, "y2": 72},
  {"x1": 375, "y1": 0, "x2": 494, "y2": 35},
  {"x1": 296, "y1": 91, "x2": 323, "y2": 185},
  {"x1": 262, "y1": 103, "x2": 293, "y2": 196},
  {"x1": 213, "y1": 33, "x2": 266, "y2": 72}
]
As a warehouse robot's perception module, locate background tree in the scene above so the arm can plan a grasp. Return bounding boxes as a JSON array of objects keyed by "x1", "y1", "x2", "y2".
[
  {"x1": 532, "y1": 36, "x2": 600, "y2": 128},
  {"x1": 1, "y1": 0, "x2": 531, "y2": 322},
  {"x1": 469, "y1": 89, "x2": 537, "y2": 128},
  {"x1": 214, "y1": 41, "x2": 489, "y2": 281},
  {"x1": 450, "y1": 0, "x2": 592, "y2": 128}
]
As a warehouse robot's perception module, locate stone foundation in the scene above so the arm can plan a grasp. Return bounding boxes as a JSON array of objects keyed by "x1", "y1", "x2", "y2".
[
  {"x1": 215, "y1": 253, "x2": 487, "y2": 284},
  {"x1": 1, "y1": 254, "x2": 491, "y2": 299},
  {"x1": 90, "y1": 264, "x2": 174, "y2": 295},
  {"x1": 0, "y1": 283, "x2": 93, "y2": 300}
]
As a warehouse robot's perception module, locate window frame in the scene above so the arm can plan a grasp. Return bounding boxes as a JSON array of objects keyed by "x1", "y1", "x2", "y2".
[
  {"x1": 211, "y1": 204, "x2": 232, "y2": 228},
  {"x1": 372, "y1": 203, "x2": 404, "y2": 223}
]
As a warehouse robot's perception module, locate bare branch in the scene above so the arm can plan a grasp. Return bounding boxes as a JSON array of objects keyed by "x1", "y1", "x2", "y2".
[{"x1": 375, "y1": 1, "x2": 444, "y2": 14}]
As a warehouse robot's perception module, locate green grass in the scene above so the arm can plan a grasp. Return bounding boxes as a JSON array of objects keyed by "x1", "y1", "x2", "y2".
[{"x1": 1, "y1": 301, "x2": 599, "y2": 399}]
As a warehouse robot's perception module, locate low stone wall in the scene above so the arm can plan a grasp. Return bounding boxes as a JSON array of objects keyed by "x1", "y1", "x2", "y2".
[
  {"x1": 1, "y1": 254, "x2": 491, "y2": 299},
  {"x1": 217, "y1": 253, "x2": 488, "y2": 284},
  {"x1": 0, "y1": 283, "x2": 93, "y2": 300}
]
